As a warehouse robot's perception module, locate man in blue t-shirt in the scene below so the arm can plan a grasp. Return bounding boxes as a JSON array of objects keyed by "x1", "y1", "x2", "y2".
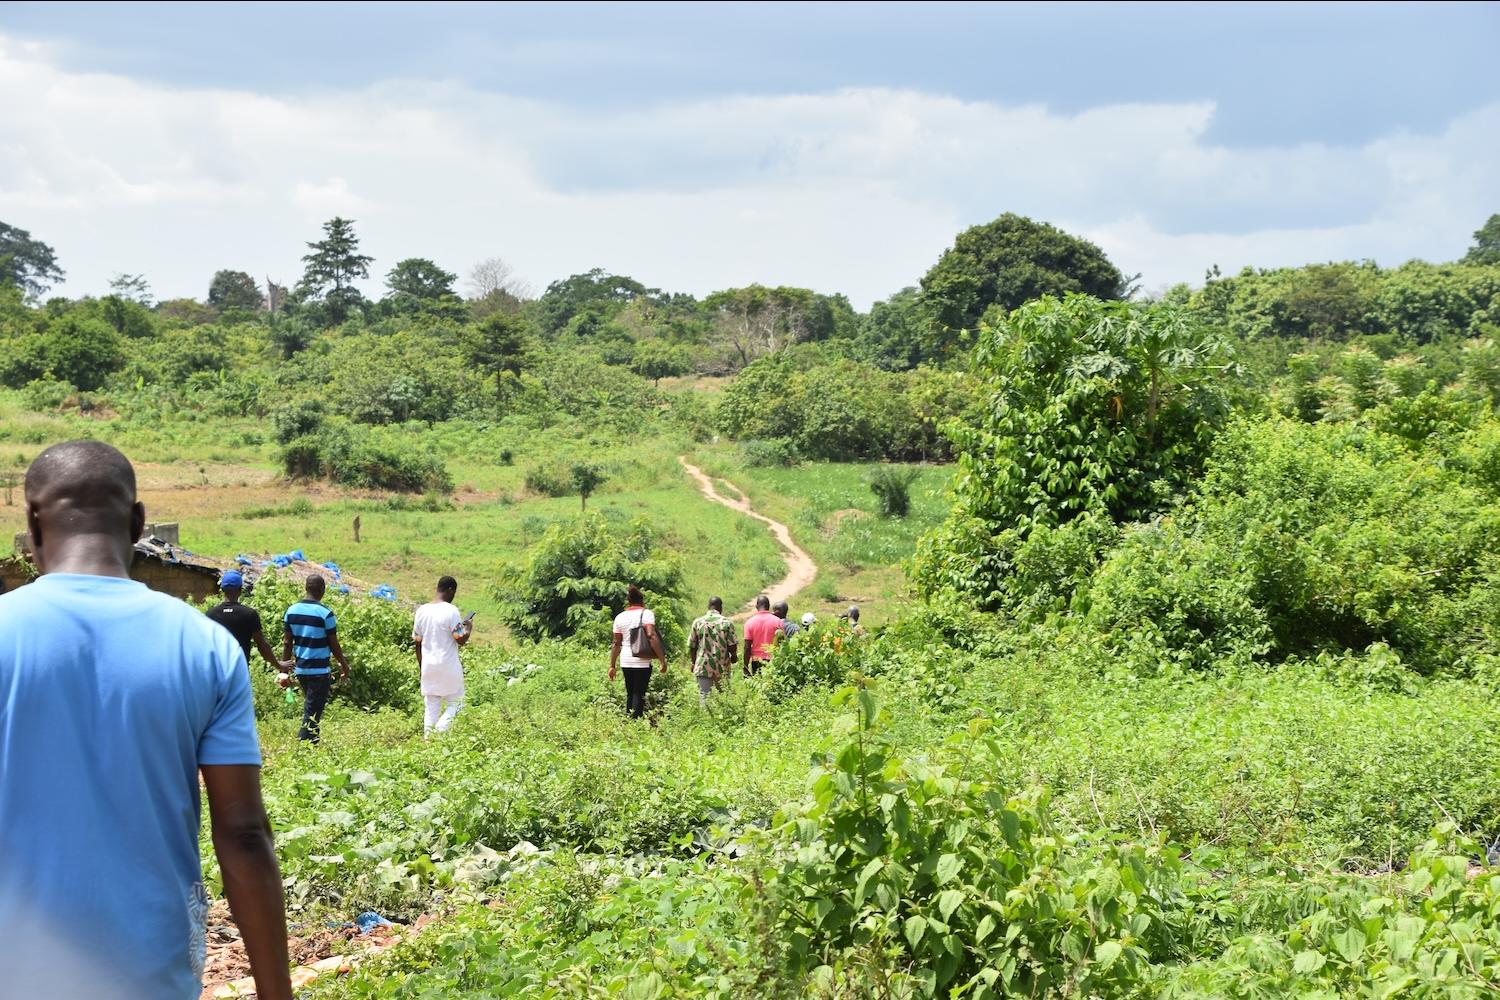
[
  {"x1": 0, "y1": 441, "x2": 291, "y2": 1000},
  {"x1": 281, "y1": 574, "x2": 351, "y2": 744}
]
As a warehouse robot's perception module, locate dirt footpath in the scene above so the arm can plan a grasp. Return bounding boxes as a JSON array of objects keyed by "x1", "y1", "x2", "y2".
[{"x1": 678, "y1": 457, "x2": 817, "y2": 613}]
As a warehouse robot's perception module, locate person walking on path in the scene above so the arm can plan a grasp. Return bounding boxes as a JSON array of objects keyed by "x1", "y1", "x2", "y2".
[
  {"x1": 413, "y1": 575, "x2": 471, "y2": 737},
  {"x1": 743, "y1": 594, "x2": 782, "y2": 677},
  {"x1": 609, "y1": 584, "x2": 666, "y2": 718},
  {"x1": 773, "y1": 599, "x2": 801, "y2": 641},
  {"x1": 282, "y1": 574, "x2": 351, "y2": 744},
  {"x1": 206, "y1": 569, "x2": 292, "y2": 676},
  {"x1": 0, "y1": 441, "x2": 291, "y2": 1000},
  {"x1": 687, "y1": 596, "x2": 736, "y2": 705},
  {"x1": 845, "y1": 605, "x2": 866, "y2": 637}
]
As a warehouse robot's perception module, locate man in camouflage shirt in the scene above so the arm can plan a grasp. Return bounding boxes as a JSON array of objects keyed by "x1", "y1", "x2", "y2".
[{"x1": 687, "y1": 596, "x2": 737, "y2": 705}]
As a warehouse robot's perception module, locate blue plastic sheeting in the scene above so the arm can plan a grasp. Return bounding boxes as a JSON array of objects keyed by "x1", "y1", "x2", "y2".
[
  {"x1": 321, "y1": 561, "x2": 342, "y2": 581},
  {"x1": 336, "y1": 584, "x2": 350, "y2": 594},
  {"x1": 369, "y1": 584, "x2": 397, "y2": 601},
  {"x1": 354, "y1": 912, "x2": 393, "y2": 934}
]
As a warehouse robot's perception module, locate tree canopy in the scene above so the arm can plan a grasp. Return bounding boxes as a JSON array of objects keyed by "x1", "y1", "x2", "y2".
[
  {"x1": 0, "y1": 222, "x2": 65, "y2": 299},
  {"x1": 296, "y1": 217, "x2": 373, "y2": 323},
  {"x1": 207, "y1": 270, "x2": 266, "y2": 312},
  {"x1": 919, "y1": 213, "x2": 1126, "y2": 354},
  {"x1": 1465, "y1": 213, "x2": 1500, "y2": 266}
]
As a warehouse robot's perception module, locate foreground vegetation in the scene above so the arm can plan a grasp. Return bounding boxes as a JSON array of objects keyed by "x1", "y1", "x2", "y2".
[{"x1": 4, "y1": 211, "x2": 1500, "y2": 994}]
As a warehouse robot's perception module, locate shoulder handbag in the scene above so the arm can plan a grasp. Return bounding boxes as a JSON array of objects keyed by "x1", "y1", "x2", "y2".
[{"x1": 628, "y1": 611, "x2": 653, "y2": 658}]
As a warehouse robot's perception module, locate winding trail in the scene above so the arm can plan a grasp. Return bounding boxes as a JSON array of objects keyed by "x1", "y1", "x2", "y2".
[{"x1": 678, "y1": 456, "x2": 817, "y2": 613}]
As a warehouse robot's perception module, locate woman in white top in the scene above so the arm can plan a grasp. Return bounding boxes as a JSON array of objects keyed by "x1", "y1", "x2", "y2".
[{"x1": 608, "y1": 584, "x2": 666, "y2": 718}]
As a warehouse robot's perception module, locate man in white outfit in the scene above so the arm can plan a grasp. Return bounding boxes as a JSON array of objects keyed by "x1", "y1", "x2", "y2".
[{"x1": 413, "y1": 575, "x2": 470, "y2": 736}]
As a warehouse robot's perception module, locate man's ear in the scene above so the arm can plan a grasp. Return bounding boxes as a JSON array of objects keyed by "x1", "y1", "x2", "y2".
[
  {"x1": 130, "y1": 501, "x2": 146, "y2": 544},
  {"x1": 25, "y1": 501, "x2": 43, "y2": 570}
]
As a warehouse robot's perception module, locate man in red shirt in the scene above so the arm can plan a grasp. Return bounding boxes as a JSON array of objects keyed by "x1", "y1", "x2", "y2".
[{"x1": 742, "y1": 595, "x2": 782, "y2": 677}]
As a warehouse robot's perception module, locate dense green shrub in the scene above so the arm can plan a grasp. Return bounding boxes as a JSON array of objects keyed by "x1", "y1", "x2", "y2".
[
  {"x1": 718, "y1": 349, "x2": 976, "y2": 462},
  {"x1": 740, "y1": 438, "x2": 799, "y2": 467},
  {"x1": 869, "y1": 465, "x2": 920, "y2": 517},
  {"x1": 523, "y1": 462, "x2": 572, "y2": 497},
  {"x1": 1079, "y1": 417, "x2": 1500, "y2": 674},
  {"x1": 913, "y1": 295, "x2": 1238, "y2": 609},
  {"x1": 494, "y1": 512, "x2": 687, "y2": 650},
  {"x1": 271, "y1": 399, "x2": 451, "y2": 492},
  {"x1": 0, "y1": 312, "x2": 126, "y2": 390},
  {"x1": 765, "y1": 689, "x2": 1182, "y2": 998}
]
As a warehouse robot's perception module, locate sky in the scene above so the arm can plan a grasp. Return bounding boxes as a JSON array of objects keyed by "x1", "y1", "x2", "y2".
[{"x1": 1, "y1": 2, "x2": 1497, "y2": 307}]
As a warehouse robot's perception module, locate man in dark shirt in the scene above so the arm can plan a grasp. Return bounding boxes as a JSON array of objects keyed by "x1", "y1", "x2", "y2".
[{"x1": 206, "y1": 571, "x2": 290, "y2": 674}]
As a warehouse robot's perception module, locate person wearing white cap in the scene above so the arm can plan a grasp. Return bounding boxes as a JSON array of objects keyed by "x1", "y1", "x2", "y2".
[{"x1": 800, "y1": 612, "x2": 816, "y2": 629}]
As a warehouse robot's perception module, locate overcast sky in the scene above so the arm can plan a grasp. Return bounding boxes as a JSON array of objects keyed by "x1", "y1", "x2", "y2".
[{"x1": 2, "y1": 2, "x2": 1497, "y2": 308}]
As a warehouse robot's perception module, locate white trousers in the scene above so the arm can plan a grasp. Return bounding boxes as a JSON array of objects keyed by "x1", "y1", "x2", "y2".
[{"x1": 423, "y1": 694, "x2": 463, "y2": 735}]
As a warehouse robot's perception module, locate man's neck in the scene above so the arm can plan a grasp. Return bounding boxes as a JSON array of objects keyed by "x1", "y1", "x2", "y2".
[{"x1": 37, "y1": 535, "x2": 135, "y2": 579}]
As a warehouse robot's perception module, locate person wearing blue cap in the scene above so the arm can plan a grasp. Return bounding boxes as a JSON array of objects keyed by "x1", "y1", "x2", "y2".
[{"x1": 206, "y1": 570, "x2": 292, "y2": 675}]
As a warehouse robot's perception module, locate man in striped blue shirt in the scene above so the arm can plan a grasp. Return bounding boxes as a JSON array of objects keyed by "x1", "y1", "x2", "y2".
[{"x1": 280, "y1": 575, "x2": 351, "y2": 744}]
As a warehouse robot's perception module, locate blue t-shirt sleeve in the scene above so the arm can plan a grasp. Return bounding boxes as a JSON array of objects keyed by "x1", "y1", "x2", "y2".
[
  {"x1": 199, "y1": 646, "x2": 262, "y2": 766},
  {"x1": 325, "y1": 609, "x2": 337, "y2": 631}
]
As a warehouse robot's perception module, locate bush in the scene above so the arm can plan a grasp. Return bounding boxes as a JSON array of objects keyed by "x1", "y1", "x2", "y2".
[
  {"x1": 272, "y1": 401, "x2": 451, "y2": 492},
  {"x1": 913, "y1": 295, "x2": 1238, "y2": 608},
  {"x1": 763, "y1": 623, "x2": 860, "y2": 703},
  {"x1": 741, "y1": 438, "x2": 799, "y2": 467},
  {"x1": 765, "y1": 688, "x2": 1182, "y2": 998},
  {"x1": 494, "y1": 512, "x2": 688, "y2": 651},
  {"x1": 1076, "y1": 416, "x2": 1500, "y2": 674},
  {"x1": 869, "y1": 465, "x2": 920, "y2": 517},
  {"x1": 524, "y1": 462, "x2": 572, "y2": 497}
]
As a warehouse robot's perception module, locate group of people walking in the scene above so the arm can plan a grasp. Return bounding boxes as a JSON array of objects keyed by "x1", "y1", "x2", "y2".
[
  {"x1": 612, "y1": 587, "x2": 862, "y2": 717},
  {"x1": 206, "y1": 568, "x2": 473, "y2": 743}
]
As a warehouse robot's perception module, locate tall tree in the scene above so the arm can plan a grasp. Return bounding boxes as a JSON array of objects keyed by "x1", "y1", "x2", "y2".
[
  {"x1": 919, "y1": 213, "x2": 1127, "y2": 353},
  {"x1": 1464, "y1": 213, "x2": 1500, "y2": 266},
  {"x1": 462, "y1": 311, "x2": 533, "y2": 400},
  {"x1": 466, "y1": 256, "x2": 532, "y2": 320},
  {"x1": 702, "y1": 285, "x2": 838, "y2": 369},
  {"x1": 386, "y1": 258, "x2": 457, "y2": 300},
  {"x1": 383, "y1": 258, "x2": 465, "y2": 319},
  {"x1": 466, "y1": 256, "x2": 532, "y2": 299},
  {"x1": 536, "y1": 269, "x2": 655, "y2": 335},
  {"x1": 0, "y1": 223, "x2": 64, "y2": 299},
  {"x1": 207, "y1": 270, "x2": 266, "y2": 311},
  {"x1": 108, "y1": 273, "x2": 153, "y2": 305},
  {"x1": 297, "y1": 217, "x2": 373, "y2": 323}
]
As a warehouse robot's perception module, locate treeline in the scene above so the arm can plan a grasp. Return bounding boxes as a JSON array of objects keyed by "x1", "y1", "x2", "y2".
[{"x1": 1, "y1": 212, "x2": 1498, "y2": 491}]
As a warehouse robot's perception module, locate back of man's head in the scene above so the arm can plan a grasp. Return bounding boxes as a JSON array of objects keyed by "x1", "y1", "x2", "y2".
[
  {"x1": 707, "y1": 596, "x2": 723, "y2": 612},
  {"x1": 305, "y1": 574, "x2": 326, "y2": 600},
  {"x1": 772, "y1": 601, "x2": 789, "y2": 619},
  {"x1": 437, "y1": 575, "x2": 457, "y2": 600},
  {"x1": 755, "y1": 595, "x2": 770, "y2": 611},
  {"x1": 24, "y1": 440, "x2": 141, "y2": 569},
  {"x1": 848, "y1": 605, "x2": 860, "y2": 622}
]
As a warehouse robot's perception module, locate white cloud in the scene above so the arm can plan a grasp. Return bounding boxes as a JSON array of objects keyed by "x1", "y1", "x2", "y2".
[{"x1": 0, "y1": 35, "x2": 1495, "y2": 308}]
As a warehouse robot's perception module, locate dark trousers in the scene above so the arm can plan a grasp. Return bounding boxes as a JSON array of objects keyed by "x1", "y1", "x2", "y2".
[
  {"x1": 746, "y1": 660, "x2": 767, "y2": 678},
  {"x1": 297, "y1": 673, "x2": 332, "y2": 743},
  {"x1": 623, "y1": 667, "x2": 651, "y2": 719}
]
